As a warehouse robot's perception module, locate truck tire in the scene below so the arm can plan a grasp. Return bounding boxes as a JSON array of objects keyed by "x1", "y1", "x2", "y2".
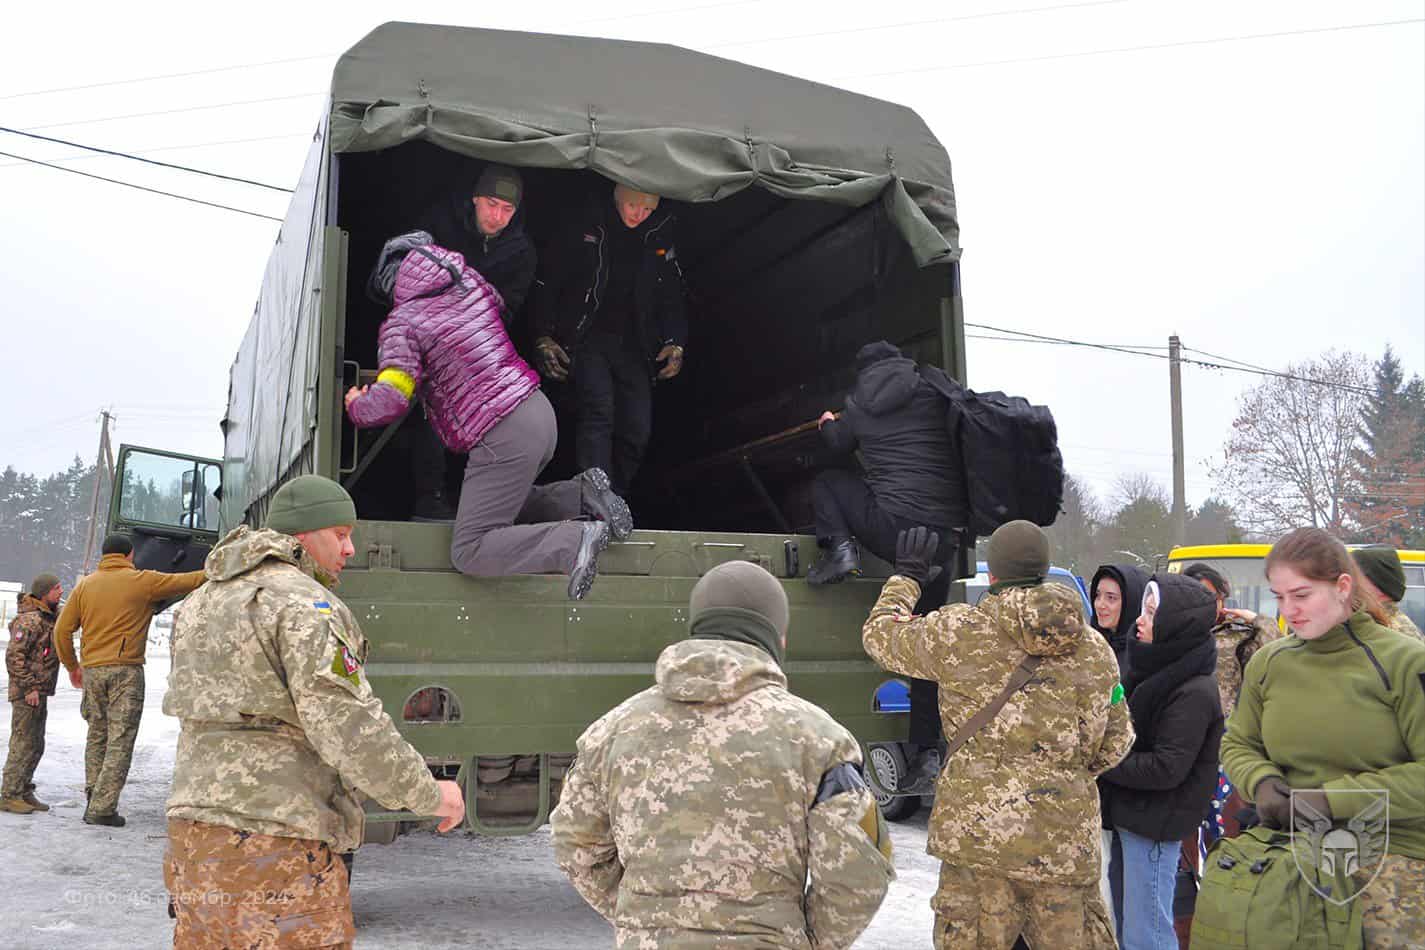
[{"x1": 865, "y1": 744, "x2": 922, "y2": 823}]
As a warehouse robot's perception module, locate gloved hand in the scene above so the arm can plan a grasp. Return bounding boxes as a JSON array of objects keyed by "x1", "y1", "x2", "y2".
[
  {"x1": 535, "y1": 337, "x2": 571, "y2": 381},
  {"x1": 1254, "y1": 776, "x2": 1292, "y2": 829},
  {"x1": 656, "y1": 344, "x2": 685, "y2": 380},
  {"x1": 895, "y1": 527, "x2": 942, "y2": 586}
]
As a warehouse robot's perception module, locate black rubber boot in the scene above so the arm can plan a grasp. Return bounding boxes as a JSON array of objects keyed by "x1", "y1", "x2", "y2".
[
  {"x1": 412, "y1": 490, "x2": 457, "y2": 522},
  {"x1": 807, "y1": 540, "x2": 861, "y2": 586},
  {"x1": 897, "y1": 747, "x2": 942, "y2": 794},
  {"x1": 568, "y1": 522, "x2": 612, "y2": 601},
  {"x1": 580, "y1": 467, "x2": 633, "y2": 541}
]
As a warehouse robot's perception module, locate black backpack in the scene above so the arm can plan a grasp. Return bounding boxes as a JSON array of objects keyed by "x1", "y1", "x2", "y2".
[{"x1": 921, "y1": 365, "x2": 1064, "y2": 537}]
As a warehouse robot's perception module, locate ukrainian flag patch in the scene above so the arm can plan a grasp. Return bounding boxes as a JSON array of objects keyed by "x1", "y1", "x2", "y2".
[{"x1": 314, "y1": 600, "x2": 333, "y2": 615}]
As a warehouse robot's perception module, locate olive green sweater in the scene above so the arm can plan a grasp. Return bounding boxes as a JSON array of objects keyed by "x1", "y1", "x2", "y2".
[{"x1": 1222, "y1": 611, "x2": 1425, "y2": 858}]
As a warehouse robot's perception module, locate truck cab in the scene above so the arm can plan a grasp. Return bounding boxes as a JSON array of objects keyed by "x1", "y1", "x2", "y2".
[{"x1": 108, "y1": 22, "x2": 968, "y2": 838}]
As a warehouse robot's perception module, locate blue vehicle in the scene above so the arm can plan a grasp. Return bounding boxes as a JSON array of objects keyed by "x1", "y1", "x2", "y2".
[{"x1": 867, "y1": 562, "x2": 1092, "y2": 820}]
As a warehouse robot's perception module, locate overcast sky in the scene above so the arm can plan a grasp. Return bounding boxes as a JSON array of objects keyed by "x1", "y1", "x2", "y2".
[{"x1": 2, "y1": 0, "x2": 1422, "y2": 514}]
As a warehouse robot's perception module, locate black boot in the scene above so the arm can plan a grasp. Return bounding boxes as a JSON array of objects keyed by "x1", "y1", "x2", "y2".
[
  {"x1": 897, "y1": 747, "x2": 942, "y2": 794},
  {"x1": 83, "y1": 811, "x2": 127, "y2": 827},
  {"x1": 412, "y1": 490, "x2": 457, "y2": 522},
  {"x1": 580, "y1": 468, "x2": 633, "y2": 541},
  {"x1": 807, "y1": 540, "x2": 861, "y2": 586},
  {"x1": 568, "y1": 522, "x2": 611, "y2": 601}
]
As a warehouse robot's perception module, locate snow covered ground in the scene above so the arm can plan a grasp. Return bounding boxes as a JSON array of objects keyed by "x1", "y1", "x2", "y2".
[{"x1": 0, "y1": 655, "x2": 939, "y2": 949}]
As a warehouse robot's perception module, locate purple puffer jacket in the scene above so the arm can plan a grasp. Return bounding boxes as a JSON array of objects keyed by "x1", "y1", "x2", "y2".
[{"x1": 347, "y1": 243, "x2": 540, "y2": 452}]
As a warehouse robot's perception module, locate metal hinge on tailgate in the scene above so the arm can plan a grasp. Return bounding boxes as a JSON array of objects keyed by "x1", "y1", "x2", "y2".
[{"x1": 367, "y1": 542, "x2": 400, "y2": 571}]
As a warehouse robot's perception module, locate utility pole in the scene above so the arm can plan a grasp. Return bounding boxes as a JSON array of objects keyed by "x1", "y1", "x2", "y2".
[
  {"x1": 1169, "y1": 336, "x2": 1186, "y2": 548},
  {"x1": 80, "y1": 410, "x2": 114, "y2": 577}
]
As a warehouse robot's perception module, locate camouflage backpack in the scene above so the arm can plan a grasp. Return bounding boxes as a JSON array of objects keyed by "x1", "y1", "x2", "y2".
[{"x1": 1190, "y1": 825, "x2": 1363, "y2": 949}]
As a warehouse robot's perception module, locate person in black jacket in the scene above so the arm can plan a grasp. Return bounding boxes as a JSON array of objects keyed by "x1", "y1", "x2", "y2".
[
  {"x1": 1099, "y1": 572, "x2": 1223, "y2": 950},
  {"x1": 808, "y1": 340, "x2": 965, "y2": 791},
  {"x1": 529, "y1": 183, "x2": 688, "y2": 497},
  {"x1": 403, "y1": 164, "x2": 539, "y2": 520}
]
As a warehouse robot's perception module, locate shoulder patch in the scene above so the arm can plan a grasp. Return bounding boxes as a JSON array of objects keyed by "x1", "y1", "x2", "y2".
[
  {"x1": 1110, "y1": 683, "x2": 1126, "y2": 706},
  {"x1": 331, "y1": 643, "x2": 361, "y2": 687},
  {"x1": 313, "y1": 600, "x2": 332, "y2": 615}
]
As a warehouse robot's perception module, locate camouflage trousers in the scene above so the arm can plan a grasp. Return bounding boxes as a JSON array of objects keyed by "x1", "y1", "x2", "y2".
[
  {"x1": 1, "y1": 698, "x2": 48, "y2": 798},
  {"x1": 931, "y1": 863, "x2": 1117, "y2": 950},
  {"x1": 1356, "y1": 853, "x2": 1425, "y2": 949},
  {"x1": 164, "y1": 819, "x2": 355, "y2": 949},
  {"x1": 81, "y1": 665, "x2": 144, "y2": 815}
]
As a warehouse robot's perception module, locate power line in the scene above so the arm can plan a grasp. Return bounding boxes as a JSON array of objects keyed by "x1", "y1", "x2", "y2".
[
  {"x1": 0, "y1": 149, "x2": 282, "y2": 222},
  {"x1": 840, "y1": 16, "x2": 1425, "y2": 81},
  {"x1": 709, "y1": 0, "x2": 1135, "y2": 50},
  {"x1": 0, "y1": 131, "x2": 312, "y2": 171},
  {"x1": 21, "y1": 92, "x2": 325, "y2": 133},
  {"x1": 0, "y1": 126, "x2": 293, "y2": 192},
  {"x1": 0, "y1": 54, "x2": 335, "y2": 102},
  {"x1": 966, "y1": 322, "x2": 1376, "y2": 395}
]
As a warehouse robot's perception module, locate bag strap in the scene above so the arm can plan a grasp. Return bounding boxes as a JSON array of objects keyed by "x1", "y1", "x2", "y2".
[{"x1": 943, "y1": 654, "x2": 1043, "y2": 760}]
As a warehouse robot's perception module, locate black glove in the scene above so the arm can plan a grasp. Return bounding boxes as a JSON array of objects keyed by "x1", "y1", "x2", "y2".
[
  {"x1": 534, "y1": 337, "x2": 571, "y2": 382},
  {"x1": 895, "y1": 527, "x2": 942, "y2": 586},
  {"x1": 1254, "y1": 776, "x2": 1292, "y2": 830}
]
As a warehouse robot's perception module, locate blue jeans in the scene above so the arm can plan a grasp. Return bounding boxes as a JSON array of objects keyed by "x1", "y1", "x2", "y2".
[{"x1": 1110, "y1": 827, "x2": 1178, "y2": 950}]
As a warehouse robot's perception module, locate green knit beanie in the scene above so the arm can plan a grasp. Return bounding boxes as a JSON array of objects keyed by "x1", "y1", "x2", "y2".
[
  {"x1": 30, "y1": 572, "x2": 60, "y2": 599},
  {"x1": 987, "y1": 520, "x2": 1050, "y2": 582},
  {"x1": 688, "y1": 561, "x2": 789, "y2": 666},
  {"x1": 474, "y1": 164, "x2": 523, "y2": 207},
  {"x1": 1353, "y1": 546, "x2": 1406, "y2": 603},
  {"x1": 265, "y1": 475, "x2": 357, "y2": 536}
]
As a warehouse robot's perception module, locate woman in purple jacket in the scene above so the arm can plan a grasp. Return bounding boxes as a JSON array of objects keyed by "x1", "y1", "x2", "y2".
[{"x1": 346, "y1": 232, "x2": 632, "y2": 600}]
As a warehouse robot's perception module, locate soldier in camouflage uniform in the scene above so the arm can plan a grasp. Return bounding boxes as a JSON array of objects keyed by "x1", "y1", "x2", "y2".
[
  {"x1": 1, "y1": 574, "x2": 63, "y2": 814},
  {"x1": 163, "y1": 475, "x2": 465, "y2": 949},
  {"x1": 1182, "y1": 562, "x2": 1283, "y2": 718},
  {"x1": 1353, "y1": 546, "x2": 1424, "y2": 643},
  {"x1": 551, "y1": 559, "x2": 895, "y2": 949},
  {"x1": 862, "y1": 521, "x2": 1134, "y2": 950}
]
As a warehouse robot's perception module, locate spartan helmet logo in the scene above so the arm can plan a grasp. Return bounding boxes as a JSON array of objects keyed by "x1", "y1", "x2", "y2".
[{"x1": 1290, "y1": 789, "x2": 1389, "y2": 906}]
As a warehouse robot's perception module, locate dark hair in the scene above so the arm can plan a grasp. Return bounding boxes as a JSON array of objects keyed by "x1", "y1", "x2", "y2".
[
  {"x1": 1183, "y1": 562, "x2": 1230, "y2": 598},
  {"x1": 101, "y1": 533, "x2": 133, "y2": 556},
  {"x1": 1265, "y1": 527, "x2": 1387, "y2": 624}
]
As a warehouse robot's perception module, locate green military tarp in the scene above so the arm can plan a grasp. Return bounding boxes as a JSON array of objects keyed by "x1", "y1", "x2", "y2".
[{"x1": 330, "y1": 22, "x2": 959, "y2": 266}]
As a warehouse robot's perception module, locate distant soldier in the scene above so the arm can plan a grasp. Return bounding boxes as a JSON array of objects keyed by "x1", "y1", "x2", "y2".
[
  {"x1": 1353, "y1": 545, "x2": 1424, "y2": 642},
  {"x1": 1, "y1": 573, "x2": 63, "y2": 814},
  {"x1": 862, "y1": 521, "x2": 1133, "y2": 950},
  {"x1": 551, "y1": 560, "x2": 895, "y2": 949},
  {"x1": 53, "y1": 534, "x2": 206, "y2": 826},
  {"x1": 163, "y1": 475, "x2": 465, "y2": 948},
  {"x1": 1181, "y1": 562, "x2": 1282, "y2": 718}
]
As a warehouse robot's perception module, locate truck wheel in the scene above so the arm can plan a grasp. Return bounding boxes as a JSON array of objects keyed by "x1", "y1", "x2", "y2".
[{"x1": 866, "y1": 744, "x2": 922, "y2": 823}]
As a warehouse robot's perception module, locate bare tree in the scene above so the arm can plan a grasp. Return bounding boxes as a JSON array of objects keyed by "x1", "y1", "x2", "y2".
[
  {"x1": 1046, "y1": 474, "x2": 1106, "y2": 575},
  {"x1": 1211, "y1": 350, "x2": 1371, "y2": 537}
]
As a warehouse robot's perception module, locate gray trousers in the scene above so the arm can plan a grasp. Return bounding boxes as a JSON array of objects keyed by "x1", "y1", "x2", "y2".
[{"x1": 450, "y1": 389, "x2": 587, "y2": 576}]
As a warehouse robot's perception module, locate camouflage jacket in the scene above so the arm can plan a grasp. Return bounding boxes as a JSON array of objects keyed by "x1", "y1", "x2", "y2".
[
  {"x1": 164, "y1": 526, "x2": 442, "y2": 853},
  {"x1": 1385, "y1": 604, "x2": 1424, "y2": 643},
  {"x1": 863, "y1": 577, "x2": 1134, "y2": 885},
  {"x1": 550, "y1": 639, "x2": 895, "y2": 949},
  {"x1": 6, "y1": 595, "x2": 60, "y2": 702},
  {"x1": 1212, "y1": 615, "x2": 1281, "y2": 718}
]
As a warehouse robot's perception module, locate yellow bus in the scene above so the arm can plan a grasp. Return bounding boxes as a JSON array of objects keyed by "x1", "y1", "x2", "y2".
[{"x1": 1167, "y1": 543, "x2": 1425, "y2": 630}]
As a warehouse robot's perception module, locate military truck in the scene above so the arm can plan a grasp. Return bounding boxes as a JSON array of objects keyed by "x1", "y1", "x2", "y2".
[{"x1": 107, "y1": 22, "x2": 969, "y2": 834}]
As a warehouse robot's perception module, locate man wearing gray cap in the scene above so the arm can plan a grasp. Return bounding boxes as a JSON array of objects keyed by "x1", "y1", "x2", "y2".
[
  {"x1": 1, "y1": 572, "x2": 63, "y2": 814},
  {"x1": 552, "y1": 559, "x2": 894, "y2": 948},
  {"x1": 863, "y1": 521, "x2": 1132, "y2": 950},
  {"x1": 163, "y1": 474, "x2": 464, "y2": 947}
]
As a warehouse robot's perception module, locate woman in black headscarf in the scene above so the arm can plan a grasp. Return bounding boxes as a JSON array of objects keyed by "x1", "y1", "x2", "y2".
[
  {"x1": 1099, "y1": 573, "x2": 1224, "y2": 950},
  {"x1": 1090, "y1": 564, "x2": 1149, "y2": 677}
]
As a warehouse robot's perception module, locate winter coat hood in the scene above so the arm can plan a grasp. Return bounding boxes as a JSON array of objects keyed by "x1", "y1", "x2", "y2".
[
  {"x1": 655, "y1": 638, "x2": 787, "y2": 705},
  {"x1": 1144, "y1": 573, "x2": 1218, "y2": 649},
  {"x1": 15, "y1": 594, "x2": 54, "y2": 619},
  {"x1": 980, "y1": 582, "x2": 1088, "y2": 657},
  {"x1": 204, "y1": 525, "x2": 329, "y2": 587},
  {"x1": 850, "y1": 356, "x2": 921, "y2": 417},
  {"x1": 1090, "y1": 564, "x2": 1149, "y2": 647}
]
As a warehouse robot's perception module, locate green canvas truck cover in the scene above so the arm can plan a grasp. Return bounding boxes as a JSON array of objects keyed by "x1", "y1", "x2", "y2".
[{"x1": 223, "y1": 21, "x2": 960, "y2": 528}]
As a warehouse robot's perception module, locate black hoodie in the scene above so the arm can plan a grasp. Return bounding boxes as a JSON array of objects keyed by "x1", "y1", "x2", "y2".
[
  {"x1": 821, "y1": 342, "x2": 962, "y2": 527},
  {"x1": 416, "y1": 185, "x2": 538, "y2": 318},
  {"x1": 1090, "y1": 564, "x2": 1149, "y2": 677}
]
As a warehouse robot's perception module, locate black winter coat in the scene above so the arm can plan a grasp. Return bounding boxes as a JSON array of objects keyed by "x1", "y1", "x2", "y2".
[
  {"x1": 1100, "y1": 674, "x2": 1224, "y2": 840},
  {"x1": 416, "y1": 189, "x2": 538, "y2": 318},
  {"x1": 529, "y1": 197, "x2": 687, "y2": 360},
  {"x1": 821, "y1": 353, "x2": 962, "y2": 529}
]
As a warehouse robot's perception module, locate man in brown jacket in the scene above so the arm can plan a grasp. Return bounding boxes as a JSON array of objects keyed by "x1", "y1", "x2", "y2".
[
  {"x1": 2, "y1": 573, "x2": 63, "y2": 814},
  {"x1": 54, "y1": 534, "x2": 206, "y2": 826}
]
